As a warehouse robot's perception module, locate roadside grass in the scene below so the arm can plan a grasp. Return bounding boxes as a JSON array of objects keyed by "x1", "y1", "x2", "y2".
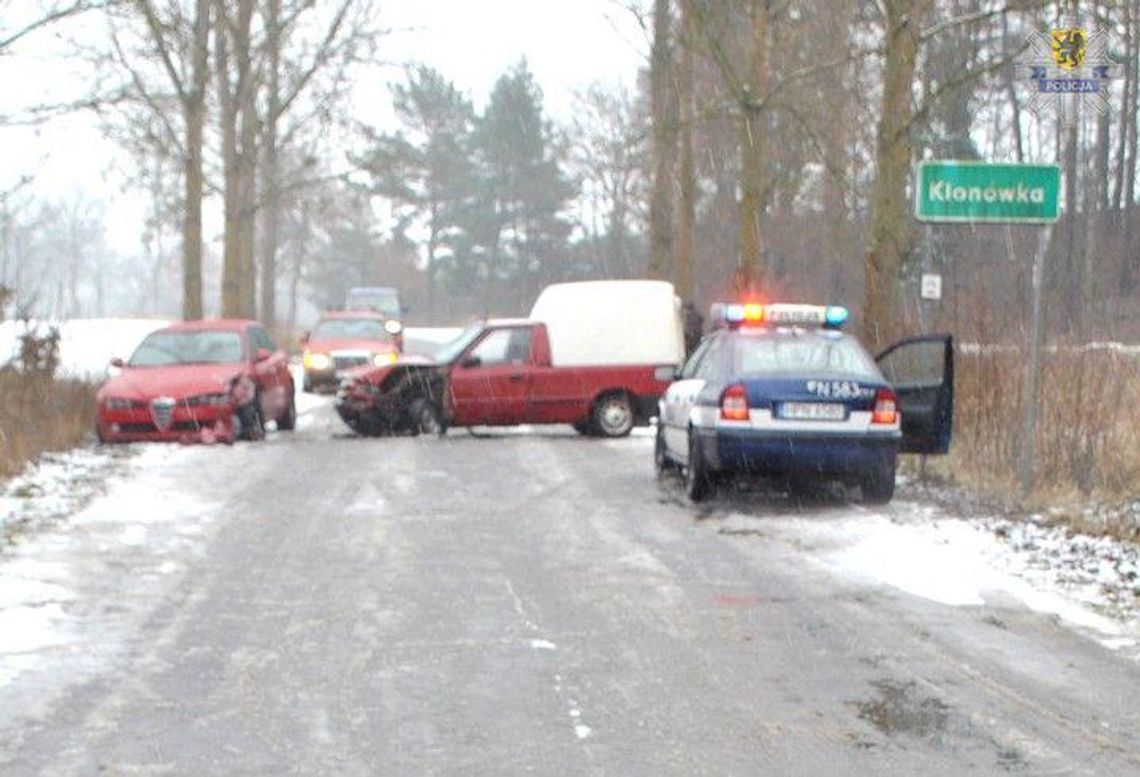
[
  {"x1": 0, "y1": 370, "x2": 98, "y2": 480},
  {"x1": 912, "y1": 347, "x2": 1140, "y2": 542}
]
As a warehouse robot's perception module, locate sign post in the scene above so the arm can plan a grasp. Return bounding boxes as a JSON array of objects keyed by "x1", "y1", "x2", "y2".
[{"x1": 915, "y1": 160, "x2": 1061, "y2": 498}]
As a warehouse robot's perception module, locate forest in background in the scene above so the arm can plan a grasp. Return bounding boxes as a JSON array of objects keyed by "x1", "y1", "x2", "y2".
[{"x1": 0, "y1": 0, "x2": 1135, "y2": 345}]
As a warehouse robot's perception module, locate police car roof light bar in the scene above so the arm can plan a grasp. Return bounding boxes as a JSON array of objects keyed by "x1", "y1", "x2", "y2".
[{"x1": 710, "y1": 302, "x2": 849, "y2": 329}]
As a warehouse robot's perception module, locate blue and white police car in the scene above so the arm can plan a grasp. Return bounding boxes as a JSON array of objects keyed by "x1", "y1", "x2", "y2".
[{"x1": 655, "y1": 303, "x2": 953, "y2": 503}]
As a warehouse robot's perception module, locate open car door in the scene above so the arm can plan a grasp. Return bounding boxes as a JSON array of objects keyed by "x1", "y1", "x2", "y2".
[{"x1": 876, "y1": 334, "x2": 954, "y2": 455}]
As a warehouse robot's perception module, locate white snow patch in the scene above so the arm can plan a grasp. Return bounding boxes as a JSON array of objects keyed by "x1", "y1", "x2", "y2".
[
  {"x1": 0, "y1": 318, "x2": 170, "y2": 380},
  {"x1": 574, "y1": 723, "x2": 592, "y2": 740},
  {"x1": 823, "y1": 517, "x2": 989, "y2": 607},
  {"x1": 529, "y1": 639, "x2": 557, "y2": 651},
  {"x1": 118, "y1": 524, "x2": 147, "y2": 546},
  {"x1": 0, "y1": 603, "x2": 70, "y2": 654},
  {"x1": 0, "y1": 442, "x2": 224, "y2": 694},
  {"x1": 404, "y1": 327, "x2": 464, "y2": 346},
  {"x1": 756, "y1": 505, "x2": 1139, "y2": 652}
]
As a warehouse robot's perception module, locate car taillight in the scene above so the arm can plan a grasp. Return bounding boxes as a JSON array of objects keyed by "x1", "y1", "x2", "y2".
[
  {"x1": 872, "y1": 388, "x2": 898, "y2": 425},
  {"x1": 720, "y1": 384, "x2": 749, "y2": 421}
]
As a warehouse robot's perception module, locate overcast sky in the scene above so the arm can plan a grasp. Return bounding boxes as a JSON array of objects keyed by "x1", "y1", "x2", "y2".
[{"x1": 0, "y1": 0, "x2": 649, "y2": 253}]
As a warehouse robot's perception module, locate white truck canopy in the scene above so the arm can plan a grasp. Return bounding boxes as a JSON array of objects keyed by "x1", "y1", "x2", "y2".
[{"x1": 528, "y1": 280, "x2": 685, "y2": 367}]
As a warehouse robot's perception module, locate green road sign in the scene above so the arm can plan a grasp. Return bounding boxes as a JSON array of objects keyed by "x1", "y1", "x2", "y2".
[{"x1": 915, "y1": 161, "x2": 1061, "y2": 223}]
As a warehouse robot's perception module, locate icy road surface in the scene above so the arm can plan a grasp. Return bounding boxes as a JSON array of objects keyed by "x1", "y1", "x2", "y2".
[{"x1": 1, "y1": 398, "x2": 1139, "y2": 775}]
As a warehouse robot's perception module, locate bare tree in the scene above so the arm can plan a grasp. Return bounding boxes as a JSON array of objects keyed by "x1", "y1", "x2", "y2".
[{"x1": 648, "y1": 0, "x2": 676, "y2": 280}]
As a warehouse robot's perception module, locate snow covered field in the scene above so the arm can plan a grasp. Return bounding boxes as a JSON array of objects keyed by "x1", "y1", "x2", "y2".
[{"x1": 0, "y1": 318, "x2": 171, "y2": 380}]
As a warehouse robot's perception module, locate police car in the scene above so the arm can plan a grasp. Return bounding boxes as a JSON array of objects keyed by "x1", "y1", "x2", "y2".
[{"x1": 655, "y1": 303, "x2": 953, "y2": 503}]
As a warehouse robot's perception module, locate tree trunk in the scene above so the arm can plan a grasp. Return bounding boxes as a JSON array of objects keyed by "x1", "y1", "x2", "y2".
[
  {"x1": 736, "y1": 0, "x2": 772, "y2": 292},
  {"x1": 216, "y1": 0, "x2": 241, "y2": 318},
  {"x1": 1121, "y1": 8, "x2": 1139, "y2": 292},
  {"x1": 674, "y1": 0, "x2": 695, "y2": 302},
  {"x1": 648, "y1": 0, "x2": 675, "y2": 280},
  {"x1": 235, "y1": 0, "x2": 258, "y2": 319},
  {"x1": 259, "y1": 0, "x2": 282, "y2": 327},
  {"x1": 217, "y1": 0, "x2": 257, "y2": 319},
  {"x1": 181, "y1": 0, "x2": 209, "y2": 321},
  {"x1": 863, "y1": 0, "x2": 927, "y2": 349}
]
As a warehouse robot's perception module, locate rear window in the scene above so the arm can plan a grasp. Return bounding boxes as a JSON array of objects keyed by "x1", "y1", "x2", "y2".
[
  {"x1": 312, "y1": 318, "x2": 390, "y2": 341},
  {"x1": 733, "y1": 332, "x2": 880, "y2": 379}
]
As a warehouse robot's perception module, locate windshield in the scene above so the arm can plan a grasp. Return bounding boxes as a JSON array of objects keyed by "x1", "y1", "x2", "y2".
[
  {"x1": 734, "y1": 332, "x2": 880, "y2": 380},
  {"x1": 433, "y1": 324, "x2": 484, "y2": 364},
  {"x1": 311, "y1": 318, "x2": 391, "y2": 342},
  {"x1": 129, "y1": 331, "x2": 244, "y2": 367},
  {"x1": 345, "y1": 288, "x2": 401, "y2": 317}
]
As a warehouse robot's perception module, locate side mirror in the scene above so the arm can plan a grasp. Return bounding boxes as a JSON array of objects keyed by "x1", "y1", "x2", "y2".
[
  {"x1": 110, "y1": 357, "x2": 124, "y2": 369},
  {"x1": 461, "y1": 355, "x2": 481, "y2": 369},
  {"x1": 255, "y1": 347, "x2": 272, "y2": 362}
]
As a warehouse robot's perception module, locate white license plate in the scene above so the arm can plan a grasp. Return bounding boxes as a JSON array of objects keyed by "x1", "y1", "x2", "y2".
[{"x1": 779, "y1": 402, "x2": 846, "y2": 421}]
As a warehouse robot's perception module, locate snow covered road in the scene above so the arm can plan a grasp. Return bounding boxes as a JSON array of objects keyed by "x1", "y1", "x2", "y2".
[{"x1": 1, "y1": 397, "x2": 1138, "y2": 775}]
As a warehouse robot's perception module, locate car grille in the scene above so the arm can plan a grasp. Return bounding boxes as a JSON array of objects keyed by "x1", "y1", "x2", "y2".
[
  {"x1": 333, "y1": 354, "x2": 369, "y2": 371},
  {"x1": 119, "y1": 421, "x2": 202, "y2": 434},
  {"x1": 150, "y1": 397, "x2": 176, "y2": 431}
]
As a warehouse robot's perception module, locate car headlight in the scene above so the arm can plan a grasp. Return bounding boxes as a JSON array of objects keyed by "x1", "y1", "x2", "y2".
[
  {"x1": 304, "y1": 351, "x2": 332, "y2": 370},
  {"x1": 384, "y1": 319, "x2": 403, "y2": 335},
  {"x1": 373, "y1": 351, "x2": 398, "y2": 366},
  {"x1": 186, "y1": 393, "x2": 230, "y2": 407},
  {"x1": 103, "y1": 397, "x2": 139, "y2": 410}
]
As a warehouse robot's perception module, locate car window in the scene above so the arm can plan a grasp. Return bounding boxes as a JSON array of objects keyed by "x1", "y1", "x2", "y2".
[
  {"x1": 311, "y1": 319, "x2": 389, "y2": 341},
  {"x1": 733, "y1": 332, "x2": 880, "y2": 379},
  {"x1": 679, "y1": 336, "x2": 715, "y2": 379},
  {"x1": 250, "y1": 327, "x2": 277, "y2": 352},
  {"x1": 469, "y1": 328, "x2": 532, "y2": 366},
  {"x1": 436, "y1": 324, "x2": 485, "y2": 364},
  {"x1": 694, "y1": 336, "x2": 730, "y2": 381},
  {"x1": 878, "y1": 339, "x2": 946, "y2": 387},
  {"x1": 129, "y1": 331, "x2": 244, "y2": 367}
]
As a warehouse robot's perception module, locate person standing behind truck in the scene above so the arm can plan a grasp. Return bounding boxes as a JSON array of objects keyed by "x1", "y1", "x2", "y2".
[{"x1": 682, "y1": 301, "x2": 704, "y2": 358}]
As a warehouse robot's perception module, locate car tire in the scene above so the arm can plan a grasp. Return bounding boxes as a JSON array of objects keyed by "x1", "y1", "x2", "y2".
[
  {"x1": 277, "y1": 391, "x2": 297, "y2": 431},
  {"x1": 592, "y1": 393, "x2": 634, "y2": 438},
  {"x1": 861, "y1": 462, "x2": 896, "y2": 504},
  {"x1": 654, "y1": 423, "x2": 676, "y2": 476},
  {"x1": 408, "y1": 397, "x2": 442, "y2": 437},
  {"x1": 685, "y1": 430, "x2": 712, "y2": 501},
  {"x1": 238, "y1": 400, "x2": 265, "y2": 441}
]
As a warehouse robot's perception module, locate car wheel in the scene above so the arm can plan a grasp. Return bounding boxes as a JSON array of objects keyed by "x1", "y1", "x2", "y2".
[
  {"x1": 408, "y1": 397, "x2": 441, "y2": 437},
  {"x1": 592, "y1": 393, "x2": 634, "y2": 438},
  {"x1": 238, "y1": 400, "x2": 265, "y2": 441},
  {"x1": 277, "y1": 391, "x2": 297, "y2": 431},
  {"x1": 861, "y1": 462, "x2": 896, "y2": 504},
  {"x1": 685, "y1": 430, "x2": 712, "y2": 502},
  {"x1": 654, "y1": 423, "x2": 676, "y2": 476}
]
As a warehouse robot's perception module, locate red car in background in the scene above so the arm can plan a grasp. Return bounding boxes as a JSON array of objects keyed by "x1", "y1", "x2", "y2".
[
  {"x1": 301, "y1": 310, "x2": 403, "y2": 392},
  {"x1": 95, "y1": 319, "x2": 296, "y2": 443}
]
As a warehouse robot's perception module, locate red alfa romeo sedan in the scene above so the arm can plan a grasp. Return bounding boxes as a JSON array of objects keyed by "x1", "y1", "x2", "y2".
[{"x1": 95, "y1": 319, "x2": 296, "y2": 443}]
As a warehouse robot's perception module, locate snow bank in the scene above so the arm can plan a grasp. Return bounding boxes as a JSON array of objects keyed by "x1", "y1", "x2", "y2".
[{"x1": 0, "y1": 318, "x2": 171, "y2": 381}]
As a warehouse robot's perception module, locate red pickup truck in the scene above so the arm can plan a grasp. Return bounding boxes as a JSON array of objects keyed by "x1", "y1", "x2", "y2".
[{"x1": 335, "y1": 318, "x2": 679, "y2": 437}]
